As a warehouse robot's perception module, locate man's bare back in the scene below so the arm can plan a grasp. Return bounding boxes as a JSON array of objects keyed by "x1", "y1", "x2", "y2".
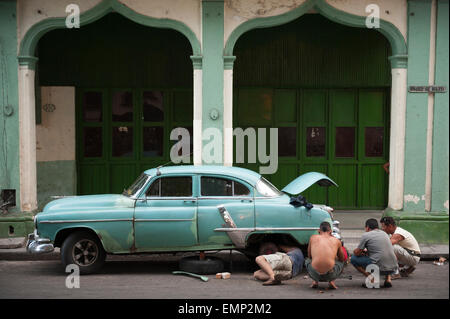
[{"x1": 309, "y1": 234, "x2": 343, "y2": 274}]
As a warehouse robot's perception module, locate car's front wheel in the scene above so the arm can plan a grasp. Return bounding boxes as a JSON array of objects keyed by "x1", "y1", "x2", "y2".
[{"x1": 61, "y1": 231, "x2": 106, "y2": 275}]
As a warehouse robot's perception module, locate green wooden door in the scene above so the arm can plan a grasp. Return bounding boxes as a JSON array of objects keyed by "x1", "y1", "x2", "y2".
[
  {"x1": 76, "y1": 88, "x2": 193, "y2": 195},
  {"x1": 234, "y1": 88, "x2": 389, "y2": 209}
]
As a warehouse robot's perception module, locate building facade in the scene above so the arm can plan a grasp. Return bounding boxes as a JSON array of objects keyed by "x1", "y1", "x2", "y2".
[{"x1": 0, "y1": 0, "x2": 448, "y2": 243}]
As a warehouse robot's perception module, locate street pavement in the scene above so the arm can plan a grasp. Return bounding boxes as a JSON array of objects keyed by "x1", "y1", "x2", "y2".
[{"x1": 0, "y1": 251, "x2": 448, "y2": 299}]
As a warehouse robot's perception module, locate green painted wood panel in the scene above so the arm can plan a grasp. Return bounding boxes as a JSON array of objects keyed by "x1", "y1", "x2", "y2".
[
  {"x1": 78, "y1": 164, "x2": 108, "y2": 195},
  {"x1": 301, "y1": 164, "x2": 328, "y2": 204},
  {"x1": 329, "y1": 164, "x2": 358, "y2": 208},
  {"x1": 110, "y1": 164, "x2": 138, "y2": 194},
  {"x1": 360, "y1": 164, "x2": 387, "y2": 208},
  {"x1": 37, "y1": 13, "x2": 193, "y2": 89},
  {"x1": 77, "y1": 89, "x2": 193, "y2": 195},
  {"x1": 269, "y1": 164, "x2": 299, "y2": 191},
  {"x1": 274, "y1": 89, "x2": 297, "y2": 124},
  {"x1": 36, "y1": 13, "x2": 195, "y2": 196},
  {"x1": 234, "y1": 88, "x2": 389, "y2": 209},
  {"x1": 234, "y1": 14, "x2": 391, "y2": 88}
]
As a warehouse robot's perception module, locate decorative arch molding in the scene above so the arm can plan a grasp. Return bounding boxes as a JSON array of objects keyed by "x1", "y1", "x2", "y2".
[
  {"x1": 18, "y1": 0, "x2": 202, "y2": 69},
  {"x1": 224, "y1": 0, "x2": 407, "y2": 68}
]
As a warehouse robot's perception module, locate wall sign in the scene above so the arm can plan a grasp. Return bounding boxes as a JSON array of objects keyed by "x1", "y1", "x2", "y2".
[{"x1": 408, "y1": 86, "x2": 447, "y2": 93}]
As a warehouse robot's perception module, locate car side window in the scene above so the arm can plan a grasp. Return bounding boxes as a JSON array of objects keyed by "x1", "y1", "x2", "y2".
[
  {"x1": 234, "y1": 181, "x2": 250, "y2": 196},
  {"x1": 146, "y1": 176, "x2": 192, "y2": 197},
  {"x1": 201, "y1": 177, "x2": 250, "y2": 196}
]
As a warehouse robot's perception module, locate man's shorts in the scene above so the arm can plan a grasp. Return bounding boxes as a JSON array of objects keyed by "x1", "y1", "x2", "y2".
[
  {"x1": 262, "y1": 252, "x2": 293, "y2": 279},
  {"x1": 304, "y1": 258, "x2": 344, "y2": 282},
  {"x1": 350, "y1": 255, "x2": 373, "y2": 269},
  {"x1": 350, "y1": 255, "x2": 396, "y2": 275}
]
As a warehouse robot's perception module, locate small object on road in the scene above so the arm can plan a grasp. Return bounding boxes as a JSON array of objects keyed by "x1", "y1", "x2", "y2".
[
  {"x1": 222, "y1": 272, "x2": 231, "y2": 279},
  {"x1": 215, "y1": 272, "x2": 231, "y2": 279},
  {"x1": 433, "y1": 257, "x2": 447, "y2": 266},
  {"x1": 172, "y1": 271, "x2": 209, "y2": 282}
]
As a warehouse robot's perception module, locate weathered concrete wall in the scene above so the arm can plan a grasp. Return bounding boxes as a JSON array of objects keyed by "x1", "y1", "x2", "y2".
[
  {"x1": 326, "y1": 0, "x2": 407, "y2": 41},
  {"x1": 36, "y1": 87, "x2": 75, "y2": 162},
  {"x1": 224, "y1": 0, "x2": 407, "y2": 48},
  {"x1": 0, "y1": 1, "x2": 21, "y2": 213},
  {"x1": 17, "y1": 0, "x2": 201, "y2": 51},
  {"x1": 36, "y1": 87, "x2": 76, "y2": 210},
  {"x1": 431, "y1": 0, "x2": 449, "y2": 213}
]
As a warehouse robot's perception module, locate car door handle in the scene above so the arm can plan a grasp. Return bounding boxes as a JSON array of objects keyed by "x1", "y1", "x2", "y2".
[
  {"x1": 241, "y1": 199, "x2": 253, "y2": 203},
  {"x1": 183, "y1": 199, "x2": 197, "y2": 203}
]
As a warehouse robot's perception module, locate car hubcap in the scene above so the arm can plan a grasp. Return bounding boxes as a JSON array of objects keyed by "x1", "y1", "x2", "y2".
[{"x1": 72, "y1": 239, "x2": 98, "y2": 266}]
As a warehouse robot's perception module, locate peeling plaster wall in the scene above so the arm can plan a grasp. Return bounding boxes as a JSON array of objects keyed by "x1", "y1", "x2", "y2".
[
  {"x1": 36, "y1": 87, "x2": 75, "y2": 162},
  {"x1": 17, "y1": 0, "x2": 201, "y2": 51},
  {"x1": 326, "y1": 0, "x2": 407, "y2": 41},
  {"x1": 224, "y1": 0, "x2": 307, "y2": 47},
  {"x1": 17, "y1": 0, "x2": 102, "y2": 50},
  {"x1": 224, "y1": 0, "x2": 407, "y2": 49},
  {"x1": 36, "y1": 86, "x2": 76, "y2": 210}
]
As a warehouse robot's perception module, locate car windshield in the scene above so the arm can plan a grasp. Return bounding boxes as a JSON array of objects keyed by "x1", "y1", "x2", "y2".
[
  {"x1": 255, "y1": 177, "x2": 283, "y2": 197},
  {"x1": 122, "y1": 173, "x2": 150, "y2": 197}
]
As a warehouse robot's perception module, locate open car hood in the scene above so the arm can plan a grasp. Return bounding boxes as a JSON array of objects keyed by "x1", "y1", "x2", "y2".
[{"x1": 281, "y1": 172, "x2": 338, "y2": 196}]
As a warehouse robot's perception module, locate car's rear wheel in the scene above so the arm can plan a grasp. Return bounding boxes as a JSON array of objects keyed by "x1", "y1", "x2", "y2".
[
  {"x1": 179, "y1": 256, "x2": 224, "y2": 275},
  {"x1": 61, "y1": 231, "x2": 106, "y2": 275}
]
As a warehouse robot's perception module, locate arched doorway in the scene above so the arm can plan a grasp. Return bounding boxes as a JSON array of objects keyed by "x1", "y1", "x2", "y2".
[
  {"x1": 17, "y1": 0, "x2": 201, "y2": 211},
  {"x1": 36, "y1": 13, "x2": 194, "y2": 197},
  {"x1": 232, "y1": 14, "x2": 392, "y2": 209}
]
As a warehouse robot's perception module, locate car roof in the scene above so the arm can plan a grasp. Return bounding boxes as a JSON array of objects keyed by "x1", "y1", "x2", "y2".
[{"x1": 143, "y1": 165, "x2": 262, "y2": 186}]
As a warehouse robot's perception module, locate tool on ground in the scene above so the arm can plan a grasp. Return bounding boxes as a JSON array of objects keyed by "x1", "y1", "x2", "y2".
[{"x1": 172, "y1": 271, "x2": 209, "y2": 282}]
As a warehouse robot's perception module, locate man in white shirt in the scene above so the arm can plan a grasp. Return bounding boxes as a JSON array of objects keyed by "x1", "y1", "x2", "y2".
[{"x1": 380, "y1": 217, "x2": 421, "y2": 279}]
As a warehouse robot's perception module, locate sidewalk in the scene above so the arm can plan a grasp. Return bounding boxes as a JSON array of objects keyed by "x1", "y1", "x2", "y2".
[
  {"x1": 334, "y1": 210, "x2": 449, "y2": 260},
  {"x1": 0, "y1": 210, "x2": 448, "y2": 261}
]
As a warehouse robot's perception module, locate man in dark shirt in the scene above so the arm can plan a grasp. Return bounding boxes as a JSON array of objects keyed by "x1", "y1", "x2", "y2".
[{"x1": 351, "y1": 219, "x2": 398, "y2": 288}]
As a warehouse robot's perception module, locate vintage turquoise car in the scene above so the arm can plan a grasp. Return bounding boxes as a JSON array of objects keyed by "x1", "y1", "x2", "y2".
[{"x1": 27, "y1": 165, "x2": 340, "y2": 274}]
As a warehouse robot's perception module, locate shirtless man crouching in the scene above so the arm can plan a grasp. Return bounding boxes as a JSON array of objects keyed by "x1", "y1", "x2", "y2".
[{"x1": 305, "y1": 221, "x2": 345, "y2": 289}]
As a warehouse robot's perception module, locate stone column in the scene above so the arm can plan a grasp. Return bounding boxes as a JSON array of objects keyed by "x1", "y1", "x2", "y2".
[
  {"x1": 223, "y1": 56, "x2": 235, "y2": 167},
  {"x1": 18, "y1": 63, "x2": 38, "y2": 212},
  {"x1": 387, "y1": 60, "x2": 408, "y2": 211},
  {"x1": 191, "y1": 56, "x2": 203, "y2": 165}
]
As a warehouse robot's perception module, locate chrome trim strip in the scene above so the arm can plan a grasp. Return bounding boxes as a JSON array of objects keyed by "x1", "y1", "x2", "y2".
[
  {"x1": 198, "y1": 197, "x2": 253, "y2": 200},
  {"x1": 144, "y1": 197, "x2": 195, "y2": 200},
  {"x1": 214, "y1": 227, "x2": 319, "y2": 232},
  {"x1": 39, "y1": 219, "x2": 133, "y2": 224},
  {"x1": 253, "y1": 195, "x2": 284, "y2": 199},
  {"x1": 135, "y1": 219, "x2": 195, "y2": 222}
]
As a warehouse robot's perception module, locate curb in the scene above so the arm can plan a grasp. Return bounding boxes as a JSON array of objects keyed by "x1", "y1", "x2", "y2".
[
  {"x1": 0, "y1": 246, "x2": 448, "y2": 262},
  {"x1": 0, "y1": 237, "x2": 27, "y2": 249}
]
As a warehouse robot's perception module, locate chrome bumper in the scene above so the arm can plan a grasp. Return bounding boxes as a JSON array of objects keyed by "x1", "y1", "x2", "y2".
[
  {"x1": 26, "y1": 231, "x2": 54, "y2": 254},
  {"x1": 331, "y1": 220, "x2": 341, "y2": 241}
]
